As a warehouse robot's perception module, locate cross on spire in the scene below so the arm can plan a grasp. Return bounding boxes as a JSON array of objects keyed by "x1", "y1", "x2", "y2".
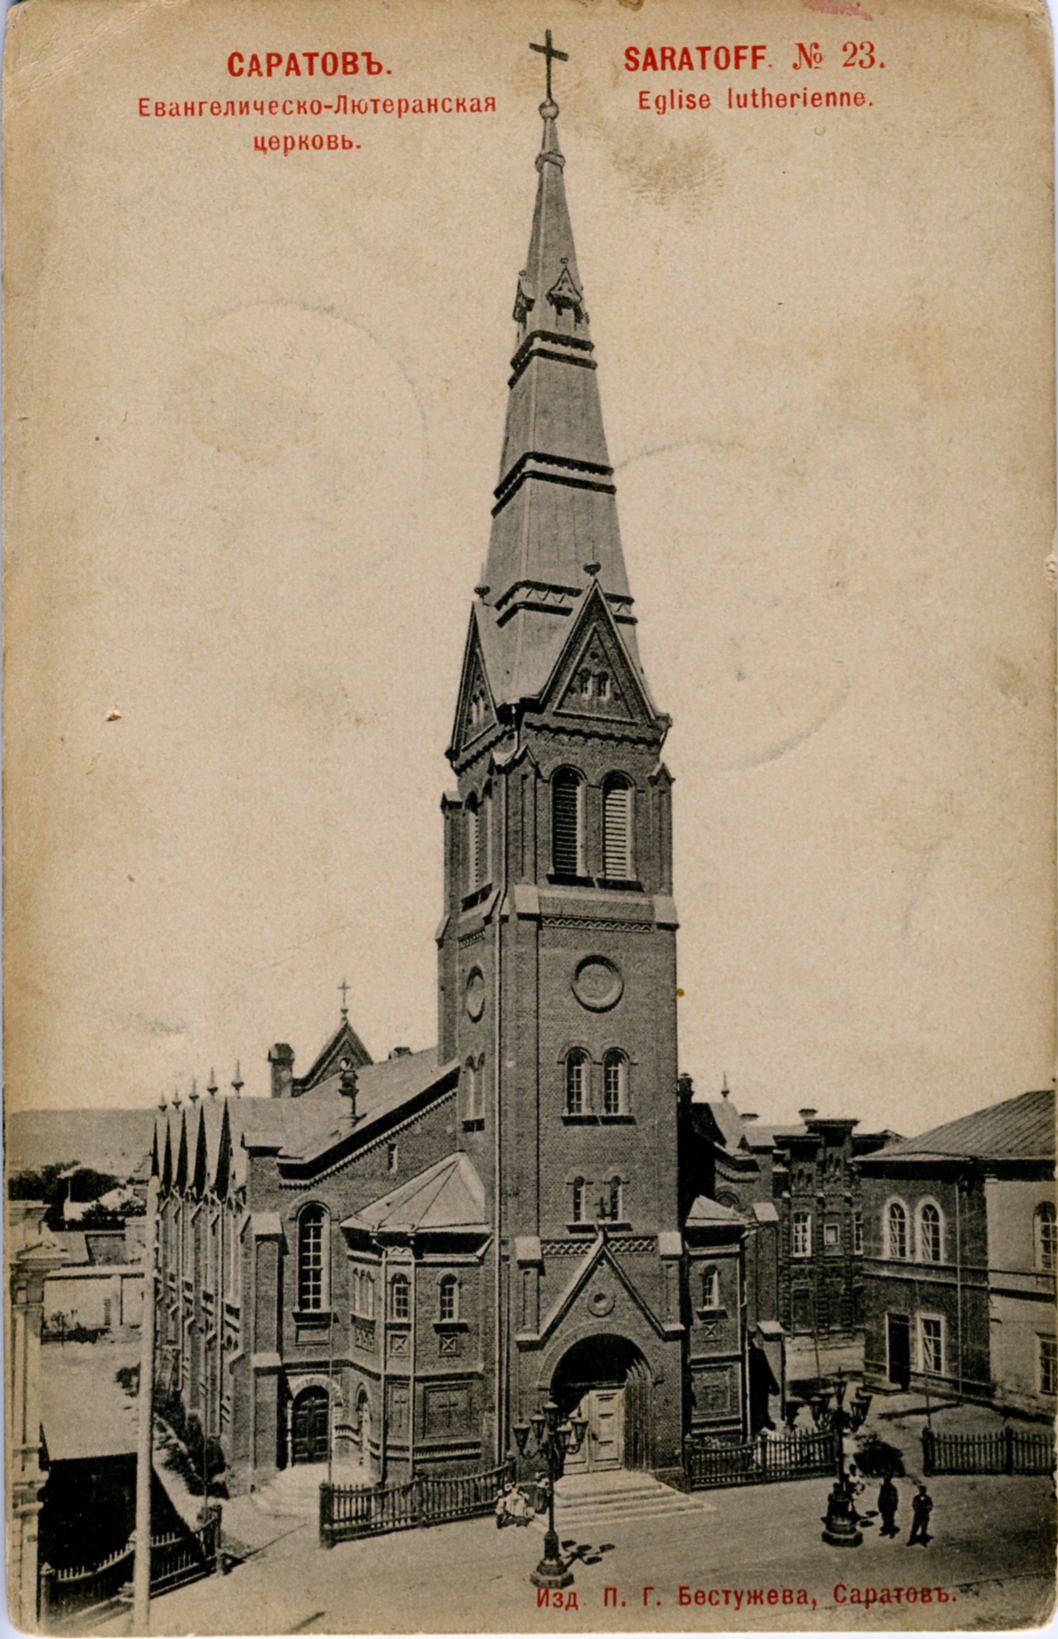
[
  {"x1": 338, "y1": 978, "x2": 350, "y2": 1019},
  {"x1": 529, "y1": 29, "x2": 567, "y2": 105}
]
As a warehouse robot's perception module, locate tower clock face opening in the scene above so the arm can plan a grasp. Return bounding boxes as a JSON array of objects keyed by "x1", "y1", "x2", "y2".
[
  {"x1": 572, "y1": 956, "x2": 624, "y2": 1013},
  {"x1": 464, "y1": 969, "x2": 486, "y2": 1020}
]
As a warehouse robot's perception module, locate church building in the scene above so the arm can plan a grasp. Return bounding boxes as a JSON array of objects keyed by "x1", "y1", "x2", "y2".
[{"x1": 151, "y1": 54, "x2": 751, "y2": 1496}]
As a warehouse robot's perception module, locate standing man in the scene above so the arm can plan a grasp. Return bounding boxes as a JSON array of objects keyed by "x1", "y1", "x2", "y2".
[
  {"x1": 878, "y1": 1473, "x2": 900, "y2": 1538},
  {"x1": 908, "y1": 1482, "x2": 933, "y2": 1546}
]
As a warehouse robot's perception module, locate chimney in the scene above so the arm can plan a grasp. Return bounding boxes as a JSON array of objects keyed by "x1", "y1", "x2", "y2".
[
  {"x1": 799, "y1": 1107, "x2": 818, "y2": 1123},
  {"x1": 389, "y1": 1046, "x2": 412, "y2": 1059},
  {"x1": 268, "y1": 1043, "x2": 295, "y2": 1099},
  {"x1": 339, "y1": 1056, "x2": 358, "y2": 1121}
]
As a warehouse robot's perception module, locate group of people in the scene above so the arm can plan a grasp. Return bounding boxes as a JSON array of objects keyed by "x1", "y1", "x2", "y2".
[
  {"x1": 877, "y1": 1476, "x2": 934, "y2": 1545},
  {"x1": 495, "y1": 1477, "x2": 546, "y2": 1528}
]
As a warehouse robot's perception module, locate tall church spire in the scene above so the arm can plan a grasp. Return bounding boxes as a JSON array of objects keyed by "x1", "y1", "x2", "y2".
[{"x1": 473, "y1": 45, "x2": 646, "y2": 713}]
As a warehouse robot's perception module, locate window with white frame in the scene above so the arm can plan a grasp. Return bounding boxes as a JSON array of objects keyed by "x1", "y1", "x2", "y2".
[
  {"x1": 824, "y1": 1222, "x2": 840, "y2": 1250},
  {"x1": 792, "y1": 1211, "x2": 811, "y2": 1258},
  {"x1": 438, "y1": 1275, "x2": 458, "y2": 1323},
  {"x1": 565, "y1": 1049, "x2": 589, "y2": 1115},
  {"x1": 701, "y1": 1265, "x2": 720, "y2": 1309},
  {"x1": 603, "y1": 1050, "x2": 628, "y2": 1115},
  {"x1": 919, "y1": 1315, "x2": 943, "y2": 1375},
  {"x1": 572, "y1": 1177, "x2": 588, "y2": 1224},
  {"x1": 853, "y1": 1210, "x2": 864, "y2": 1255},
  {"x1": 608, "y1": 1177, "x2": 623, "y2": 1223},
  {"x1": 1039, "y1": 1334, "x2": 1057, "y2": 1396},
  {"x1": 298, "y1": 1205, "x2": 327, "y2": 1311},
  {"x1": 390, "y1": 1273, "x2": 410, "y2": 1322},
  {"x1": 918, "y1": 1202, "x2": 942, "y2": 1263},
  {"x1": 886, "y1": 1201, "x2": 908, "y2": 1260},
  {"x1": 1035, "y1": 1203, "x2": 1057, "y2": 1272}
]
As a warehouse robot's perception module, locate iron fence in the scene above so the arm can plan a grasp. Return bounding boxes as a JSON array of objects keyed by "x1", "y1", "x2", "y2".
[
  {"x1": 319, "y1": 1461, "x2": 512, "y2": 1547},
  {"x1": 685, "y1": 1429, "x2": 838, "y2": 1490}
]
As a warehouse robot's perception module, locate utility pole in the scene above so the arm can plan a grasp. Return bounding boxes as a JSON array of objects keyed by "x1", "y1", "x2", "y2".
[{"x1": 133, "y1": 1175, "x2": 158, "y2": 1632}]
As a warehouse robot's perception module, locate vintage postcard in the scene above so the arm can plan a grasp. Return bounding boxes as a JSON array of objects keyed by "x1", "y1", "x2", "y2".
[{"x1": 3, "y1": 0, "x2": 1055, "y2": 1633}]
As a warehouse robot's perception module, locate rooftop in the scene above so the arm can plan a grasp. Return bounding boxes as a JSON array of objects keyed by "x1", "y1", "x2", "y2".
[{"x1": 873, "y1": 1088, "x2": 1055, "y2": 1163}]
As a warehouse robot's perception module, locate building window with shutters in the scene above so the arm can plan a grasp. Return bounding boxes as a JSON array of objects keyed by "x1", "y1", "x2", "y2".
[
  {"x1": 551, "y1": 769, "x2": 583, "y2": 877},
  {"x1": 919, "y1": 1314, "x2": 943, "y2": 1376},
  {"x1": 565, "y1": 1049, "x2": 589, "y2": 1116},
  {"x1": 602, "y1": 775, "x2": 634, "y2": 881},
  {"x1": 602, "y1": 1050, "x2": 628, "y2": 1116},
  {"x1": 465, "y1": 796, "x2": 479, "y2": 892},
  {"x1": 297, "y1": 1205, "x2": 327, "y2": 1311}
]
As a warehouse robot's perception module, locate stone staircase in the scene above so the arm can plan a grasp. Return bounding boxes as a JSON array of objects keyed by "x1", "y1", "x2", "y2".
[
  {"x1": 250, "y1": 1459, "x2": 370, "y2": 1518},
  {"x1": 532, "y1": 1469, "x2": 716, "y2": 1532}
]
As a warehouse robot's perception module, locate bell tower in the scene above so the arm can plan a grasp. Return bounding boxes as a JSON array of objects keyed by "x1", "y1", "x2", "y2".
[{"x1": 438, "y1": 41, "x2": 685, "y2": 1481}]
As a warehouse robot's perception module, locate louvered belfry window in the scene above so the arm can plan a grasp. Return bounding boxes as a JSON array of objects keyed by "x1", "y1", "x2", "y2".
[
  {"x1": 552, "y1": 770, "x2": 582, "y2": 875},
  {"x1": 603, "y1": 778, "x2": 633, "y2": 880}
]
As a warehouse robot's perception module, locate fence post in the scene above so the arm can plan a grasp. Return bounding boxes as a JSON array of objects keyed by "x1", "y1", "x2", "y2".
[
  {"x1": 921, "y1": 1427, "x2": 934, "y2": 1476},
  {"x1": 319, "y1": 1481, "x2": 334, "y2": 1550},
  {"x1": 1004, "y1": 1425, "x2": 1014, "y2": 1475},
  {"x1": 39, "y1": 1562, "x2": 54, "y2": 1626}
]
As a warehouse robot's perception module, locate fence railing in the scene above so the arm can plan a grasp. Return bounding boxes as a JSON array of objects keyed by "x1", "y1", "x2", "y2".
[
  {"x1": 922, "y1": 1426, "x2": 1055, "y2": 1477},
  {"x1": 39, "y1": 1507, "x2": 221, "y2": 1626},
  {"x1": 685, "y1": 1430, "x2": 838, "y2": 1490},
  {"x1": 319, "y1": 1460, "x2": 512, "y2": 1548}
]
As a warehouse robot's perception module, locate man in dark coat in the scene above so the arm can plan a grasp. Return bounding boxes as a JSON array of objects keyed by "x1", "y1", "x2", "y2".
[
  {"x1": 878, "y1": 1474, "x2": 900, "y2": 1538},
  {"x1": 908, "y1": 1482, "x2": 933, "y2": 1545}
]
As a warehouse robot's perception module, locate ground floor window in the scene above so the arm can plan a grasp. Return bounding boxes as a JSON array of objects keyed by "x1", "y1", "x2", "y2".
[
  {"x1": 1039, "y1": 1334, "x2": 1057, "y2": 1396},
  {"x1": 919, "y1": 1314, "x2": 943, "y2": 1375}
]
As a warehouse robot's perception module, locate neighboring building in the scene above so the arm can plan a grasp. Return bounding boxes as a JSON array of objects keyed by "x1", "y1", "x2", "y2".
[
  {"x1": 149, "y1": 73, "x2": 749, "y2": 1496},
  {"x1": 858, "y1": 1088, "x2": 1057, "y2": 1416},
  {"x1": 6, "y1": 1203, "x2": 68, "y2": 1632},
  {"x1": 679, "y1": 1079, "x2": 896, "y2": 1395},
  {"x1": 44, "y1": 1228, "x2": 145, "y2": 1337}
]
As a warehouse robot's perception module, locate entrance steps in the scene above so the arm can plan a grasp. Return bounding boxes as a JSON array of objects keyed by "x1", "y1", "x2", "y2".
[
  {"x1": 250, "y1": 1459, "x2": 371, "y2": 1518},
  {"x1": 534, "y1": 1470, "x2": 715, "y2": 1532}
]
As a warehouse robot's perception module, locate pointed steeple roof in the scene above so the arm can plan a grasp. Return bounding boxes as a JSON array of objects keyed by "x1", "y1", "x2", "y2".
[{"x1": 471, "y1": 75, "x2": 649, "y2": 719}]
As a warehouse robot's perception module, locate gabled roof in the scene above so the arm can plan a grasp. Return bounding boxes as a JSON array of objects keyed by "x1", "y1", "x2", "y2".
[
  {"x1": 690, "y1": 1093, "x2": 747, "y2": 1151},
  {"x1": 292, "y1": 1016, "x2": 373, "y2": 1096},
  {"x1": 871, "y1": 1088, "x2": 1055, "y2": 1164},
  {"x1": 342, "y1": 1152, "x2": 487, "y2": 1235}
]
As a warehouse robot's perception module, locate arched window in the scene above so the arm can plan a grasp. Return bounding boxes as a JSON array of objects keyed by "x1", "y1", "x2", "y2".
[
  {"x1": 390, "y1": 1273, "x2": 410, "y2": 1321},
  {"x1": 439, "y1": 1276, "x2": 458, "y2": 1323},
  {"x1": 919, "y1": 1202, "x2": 942, "y2": 1263},
  {"x1": 602, "y1": 776, "x2": 634, "y2": 880},
  {"x1": 552, "y1": 769, "x2": 583, "y2": 876},
  {"x1": 572, "y1": 1177, "x2": 587, "y2": 1223},
  {"x1": 465, "y1": 797, "x2": 479, "y2": 890},
  {"x1": 603, "y1": 1050, "x2": 628, "y2": 1115},
  {"x1": 481, "y1": 791, "x2": 492, "y2": 884},
  {"x1": 886, "y1": 1201, "x2": 908, "y2": 1261},
  {"x1": 298, "y1": 1205, "x2": 327, "y2": 1311},
  {"x1": 701, "y1": 1265, "x2": 720, "y2": 1309},
  {"x1": 565, "y1": 1049, "x2": 589, "y2": 1115},
  {"x1": 608, "y1": 1177, "x2": 623, "y2": 1222},
  {"x1": 1035, "y1": 1202, "x2": 1057, "y2": 1271}
]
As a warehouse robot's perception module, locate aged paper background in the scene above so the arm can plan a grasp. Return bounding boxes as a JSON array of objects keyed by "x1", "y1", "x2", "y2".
[{"x1": 2, "y1": 0, "x2": 1055, "y2": 1632}]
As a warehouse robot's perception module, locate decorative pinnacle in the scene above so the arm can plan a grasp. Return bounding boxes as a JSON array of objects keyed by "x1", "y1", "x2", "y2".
[
  {"x1": 189, "y1": 1078, "x2": 199, "y2": 1104},
  {"x1": 207, "y1": 1068, "x2": 218, "y2": 1097},
  {"x1": 232, "y1": 1060, "x2": 244, "y2": 1097}
]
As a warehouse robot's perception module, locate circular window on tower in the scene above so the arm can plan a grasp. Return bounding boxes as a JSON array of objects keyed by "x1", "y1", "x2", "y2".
[
  {"x1": 464, "y1": 968, "x2": 486, "y2": 1021},
  {"x1": 572, "y1": 955, "x2": 623, "y2": 1012}
]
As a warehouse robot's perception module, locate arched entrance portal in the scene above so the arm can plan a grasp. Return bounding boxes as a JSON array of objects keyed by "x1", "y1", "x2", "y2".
[
  {"x1": 291, "y1": 1386, "x2": 330, "y2": 1465},
  {"x1": 551, "y1": 1336, "x2": 653, "y2": 1474}
]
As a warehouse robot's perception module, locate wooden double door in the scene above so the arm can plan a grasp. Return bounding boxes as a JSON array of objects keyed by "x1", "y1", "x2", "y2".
[
  {"x1": 292, "y1": 1387, "x2": 330, "y2": 1465},
  {"x1": 562, "y1": 1387, "x2": 624, "y2": 1474}
]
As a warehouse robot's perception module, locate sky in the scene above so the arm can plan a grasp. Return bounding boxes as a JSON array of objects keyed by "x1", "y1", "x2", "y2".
[{"x1": 3, "y1": 0, "x2": 1054, "y2": 1140}]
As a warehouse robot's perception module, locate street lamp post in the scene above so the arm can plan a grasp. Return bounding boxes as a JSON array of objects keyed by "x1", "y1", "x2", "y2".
[
  {"x1": 810, "y1": 1371, "x2": 872, "y2": 1548},
  {"x1": 512, "y1": 1400, "x2": 588, "y2": 1590}
]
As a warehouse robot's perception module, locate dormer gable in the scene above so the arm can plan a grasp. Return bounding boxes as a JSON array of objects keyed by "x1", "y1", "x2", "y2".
[
  {"x1": 448, "y1": 608, "x2": 499, "y2": 762},
  {"x1": 541, "y1": 580, "x2": 660, "y2": 731}
]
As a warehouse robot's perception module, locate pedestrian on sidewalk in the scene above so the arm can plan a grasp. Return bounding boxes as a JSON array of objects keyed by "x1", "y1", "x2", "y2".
[
  {"x1": 878, "y1": 1474, "x2": 899, "y2": 1538},
  {"x1": 908, "y1": 1482, "x2": 933, "y2": 1546}
]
